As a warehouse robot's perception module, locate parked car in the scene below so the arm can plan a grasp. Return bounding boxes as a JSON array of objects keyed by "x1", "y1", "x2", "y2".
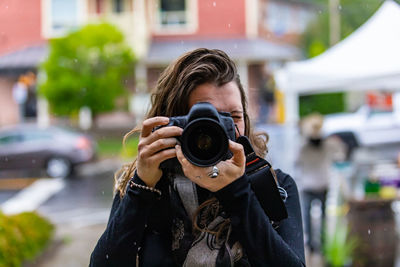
[
  {"x1": 0, "y1": 124, "x2": 96, "y2": 178},
  {"x1": 322, "y1": 104, "x2": 400, "y2": 156}
]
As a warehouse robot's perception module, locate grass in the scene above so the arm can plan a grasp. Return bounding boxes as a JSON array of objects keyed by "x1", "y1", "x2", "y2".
[{"x1": 96, "y1": 135, "x2": 139, "y2": 159}]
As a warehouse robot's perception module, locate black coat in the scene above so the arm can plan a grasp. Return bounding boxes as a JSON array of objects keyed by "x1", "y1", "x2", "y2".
[{"x1": 90, "y1": 169, "x2": 305, "y2": 267}]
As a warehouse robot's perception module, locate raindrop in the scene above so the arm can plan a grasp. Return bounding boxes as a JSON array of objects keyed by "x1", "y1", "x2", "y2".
[
  {"x1": 106, "y1": 254, "x2": 109, "y2": 259},
  {"x1": 368, "y1": 229, "x2": 371, "y2": 235},
  {"x1": 5, "y1": 6, "x2": 8, "y2": 9},
  {"x1": 213, "y1": 2, "x2": 216, "y2": 7},
  {"x1": 74, "y1": 59, "x2": 78, "y2": 63},
  {"x1": 338, "y1": 5, "x2": 342, "y2": 10},
  {"x1": 102, "y1": 191, "x2": 105, "y2": 195},
  {"x1": 228, "y1": 23, "x2": 231, "y2": 28},
  {"x1": 318, "y1": 10, "x2": 322, "y2": 14}
]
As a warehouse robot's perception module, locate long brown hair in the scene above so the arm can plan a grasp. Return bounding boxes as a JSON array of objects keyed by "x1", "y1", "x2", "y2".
[{"x1": 115, "y1": 48, "x2": 267, "y2": 196}]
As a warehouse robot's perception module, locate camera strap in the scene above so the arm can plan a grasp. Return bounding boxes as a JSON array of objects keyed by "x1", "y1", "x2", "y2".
[{"x1": 236, "y1": 136, "x2": 288, "y2": 222}]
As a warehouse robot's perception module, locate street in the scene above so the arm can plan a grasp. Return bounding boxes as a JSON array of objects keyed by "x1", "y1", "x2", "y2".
[
  {"x1": 0, "y1": 159, "x2": 121, "y2": 267},
  {"x1": 37, "y1": 166, "x2": 116, "y2": 227}
]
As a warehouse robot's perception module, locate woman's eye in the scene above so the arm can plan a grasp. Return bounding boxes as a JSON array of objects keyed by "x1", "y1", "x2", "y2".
[{"x1": 232, "y1": 116, "x2": 243, "y2": 121}]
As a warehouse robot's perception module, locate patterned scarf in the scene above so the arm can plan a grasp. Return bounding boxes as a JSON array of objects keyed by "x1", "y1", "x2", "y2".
[{"x1": 169, "y1": 173, "x2": 245, "y2": 266}]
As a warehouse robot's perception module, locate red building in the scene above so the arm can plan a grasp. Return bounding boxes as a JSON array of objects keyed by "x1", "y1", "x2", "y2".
[
  {"x1": 0, "y1": 0, "x2": 314, "y2": 126},
  {"x1": 0, "y1": 0, "x2": 45, "y2": 125},
  {"x1": 143, "y1": 0, "x2": 306, "y2": 120},
  {"x1": 0, "y1": 0, "x2": 44, "y2": 56}
]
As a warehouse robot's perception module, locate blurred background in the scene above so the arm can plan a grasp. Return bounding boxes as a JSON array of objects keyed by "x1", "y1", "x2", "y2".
[{"x1": 0, "y1": 0, "x2": 400, "y2": 266}]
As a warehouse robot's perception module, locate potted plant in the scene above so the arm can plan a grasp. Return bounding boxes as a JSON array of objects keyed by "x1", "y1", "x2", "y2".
[{"x1": 323, "y1": 221, "x2": 357, "y2": 267}]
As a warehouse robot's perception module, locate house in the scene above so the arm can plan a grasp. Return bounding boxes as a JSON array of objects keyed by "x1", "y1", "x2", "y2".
[
  {"x1": 0, "y1": 0, "x2": 44, "y2": 125},
  {"x1": 0, "y1": 0, "x2": 315, "y2": 126}
]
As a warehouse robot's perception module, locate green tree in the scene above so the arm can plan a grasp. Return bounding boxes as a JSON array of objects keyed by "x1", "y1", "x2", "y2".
[
  {"x1": 39, "y1": 23, "x2": 135, "y2": 116},
  {"x1": 301, "y1": 0, "x2": 393, "y2": 58}
]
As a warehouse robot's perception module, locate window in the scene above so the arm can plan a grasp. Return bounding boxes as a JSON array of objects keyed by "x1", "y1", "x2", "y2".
[
  {"x1": 264, "y1": 2, "x2": 315, "y2": 35},
  {"x1": 160, "y1": 0, "x2": 186, "y2": 25},
  {"x1": 51, "y1": 0, "x2": 79, "y2": 31},
  {"x1": 292, "y1": 9, "x2": 314, "y2": 33},
  {"x1": 154, "y1": 0, "x2": 198, "y2": 34},
  {"x1": 22, "y1": 131, "x2": 52, "y2": 142},
  {"x1": 113, "y1": 0, "x2": 124, "y2": 13},
  {"x1": 265, "y1": 2, "x2": 291, "y2": 36},
  {"x1": 0, "y1": 134, "x2": 22, "y2": 146},
  {"x1": 42, "y1": 0, "x2": 86, "y2": 38}
]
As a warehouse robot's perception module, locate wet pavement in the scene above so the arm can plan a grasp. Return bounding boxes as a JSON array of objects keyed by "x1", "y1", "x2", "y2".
[{"x1": 29, "y1": 223, "x2": 107, "y2": 267}]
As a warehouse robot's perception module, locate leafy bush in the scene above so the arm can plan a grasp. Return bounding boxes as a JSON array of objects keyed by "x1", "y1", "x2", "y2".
[
  {"x1": 0, "y1": 212, "x2": 54, "y2": 267},
  {"x1": 299, "y1": 92, "x2": 345, "y2": 117}
]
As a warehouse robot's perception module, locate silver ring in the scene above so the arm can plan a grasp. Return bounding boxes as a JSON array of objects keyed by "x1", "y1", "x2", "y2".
[{"x1": 208, "y1": 165, "x2": 219, "y2": 178}]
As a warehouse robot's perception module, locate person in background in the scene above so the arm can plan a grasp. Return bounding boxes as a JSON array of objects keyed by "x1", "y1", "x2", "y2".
[
  {"x1": 295, "y1": 113, "x2": 346, "y2": 253},
  {"x1": 12, "y1": 76, "x2": 28, "y2": 122},
  {"x1": 24, "y1": 72, "x2": 38, "y2": 119},
  {"x1": 257, "y1": 73, "x2": 275, "y2": 125},
  {"x1": 12, "y1": 72, "x2": 37, "y2": 122},
  {"x1": 90, "y1": 48, "x2": 305, "y2": 266}
]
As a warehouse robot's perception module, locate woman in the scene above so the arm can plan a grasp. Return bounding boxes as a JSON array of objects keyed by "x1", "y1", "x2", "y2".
[{"x1": 90, "y1": 48, "x2": 305, "y2": 266}]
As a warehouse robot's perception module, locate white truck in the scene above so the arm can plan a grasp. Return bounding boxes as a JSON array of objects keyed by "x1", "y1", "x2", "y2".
[{"x1": 322, "y1": 93, "x2": 400, "y2": 154}]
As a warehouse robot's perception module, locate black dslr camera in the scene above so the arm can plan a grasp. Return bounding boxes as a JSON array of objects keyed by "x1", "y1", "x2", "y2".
[{"x1": 157, "y1": 102, "x2": 236, "y2": 169}]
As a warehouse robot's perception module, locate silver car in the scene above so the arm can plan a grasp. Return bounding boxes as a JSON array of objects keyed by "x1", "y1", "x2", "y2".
[{"x1": 0, "y1": 124, "x2": 96, "y2": 178}]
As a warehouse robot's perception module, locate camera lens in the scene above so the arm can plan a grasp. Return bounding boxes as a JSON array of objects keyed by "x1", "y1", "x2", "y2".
[
  {"x1": 181, "y1": 118, "x2": 229, "y2": 167},
  {"x1": 196, "y1": 133, "x2": 213, "y2": 151}
]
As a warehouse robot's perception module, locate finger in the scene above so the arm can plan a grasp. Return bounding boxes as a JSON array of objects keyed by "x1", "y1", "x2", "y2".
[
  {"x1": 141, "y1": 137, "x2": 179, "y2": 158},
  {"x1": 141, "y1": 116, "x2": 170, "y2": 138},
  {"x1": 229, "y1": 140, "x2": 245, "y2": 167},
  {"x1": 145, "y1": 126, "x2": 183, "y2": 146},
  {"x1": 175, "y1": 145, "x2": 187, "y2": 165},
  {"x1": 150, "y1": 148, "x2": 178, "y2": 166},
  {"x1": 176, "y1": 144, "x2": 194, "y2": 169}
]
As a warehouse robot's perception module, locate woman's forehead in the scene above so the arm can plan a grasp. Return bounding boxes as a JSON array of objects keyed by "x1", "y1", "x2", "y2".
[{"x1": 188, "y1": 82, "x2": 243, "y2": 112}]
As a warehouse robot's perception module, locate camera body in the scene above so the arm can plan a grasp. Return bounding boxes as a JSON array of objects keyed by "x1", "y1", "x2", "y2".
[{"x1": 158, "y1": 102, "x2": 236, "y2": 169}]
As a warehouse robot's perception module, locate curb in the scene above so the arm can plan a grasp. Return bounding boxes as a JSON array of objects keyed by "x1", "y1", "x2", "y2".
[{"x1": 0, "y1": 178, "x2": 65, "y2": 215}]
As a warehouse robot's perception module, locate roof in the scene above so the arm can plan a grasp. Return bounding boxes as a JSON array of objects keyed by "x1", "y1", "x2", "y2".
[
  {"x1": 146, "y1": 38, "x2": 301, "y2": 65},
  {"x1": 0, "y1": 44, "x2": 48, "y2": 71}
]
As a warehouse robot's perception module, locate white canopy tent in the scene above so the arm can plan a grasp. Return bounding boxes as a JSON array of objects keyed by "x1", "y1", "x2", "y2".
[{"x1": 275, "y1": 0, "x2": 400, "y2": 124}]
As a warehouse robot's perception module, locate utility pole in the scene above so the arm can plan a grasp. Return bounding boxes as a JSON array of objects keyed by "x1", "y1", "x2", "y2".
[{"x1": 329, "y1": 0, "x2": 341, "y2": 46}]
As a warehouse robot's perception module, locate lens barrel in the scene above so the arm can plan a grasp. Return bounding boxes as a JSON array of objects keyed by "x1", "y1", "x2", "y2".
[{"x1": 180, "y1": 118, "x2": 229, "y2": 167}]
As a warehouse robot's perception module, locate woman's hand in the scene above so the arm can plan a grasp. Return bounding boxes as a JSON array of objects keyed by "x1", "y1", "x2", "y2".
[
  {"x1": 136, "y1": 117, "x2": 183, "y2": 187},
  {"x1": 176, "y1": 140, "x2": 245, "y2": 192}
]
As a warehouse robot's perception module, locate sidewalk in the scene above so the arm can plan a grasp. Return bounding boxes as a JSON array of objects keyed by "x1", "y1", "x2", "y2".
[{"x1": 31, "y1": 223, "x2": 106, "y2": 267}]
